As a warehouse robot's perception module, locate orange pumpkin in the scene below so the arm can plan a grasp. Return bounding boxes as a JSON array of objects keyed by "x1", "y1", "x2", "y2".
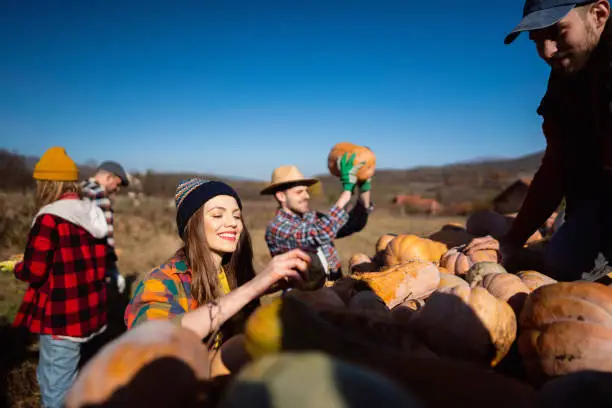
[
  {"x1": 428, "y1": 224, "x2": 475, "y2": 248},
  {"x1": 413, "y1": 285, "x2": 517, "y2": 367},
  {"x1": 352, "y1": 261, "x2": 440, "y2": 308},
  {"x1": 327, "y1": 142, "x2": 376, "y2": 182},
  {"x1": 518, "y1": 281, "x2": 612, "y2": 384},
  {"x1": 516, "y1": 270, "x2": 557, "y2": 292},
  {"x1": 384, "y1": 234, "x2": 448, "y2": 265},
  {"x1": 478, "y1": 272, "x2": 530, "y2": 317},
  {"x1": 64, "y1": 320, "x2": 211, "y2": 408},
  {"x1": 439, "y1": 245, "x2": 500, "y2": 276},
  {"x1": 348, "y1": 253, "x2": 378, "y2": 273}
]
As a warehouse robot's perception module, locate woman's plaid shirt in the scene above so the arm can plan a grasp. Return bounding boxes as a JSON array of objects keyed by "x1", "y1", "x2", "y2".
[{"x1": 12, "y1": 213, "x2": 114, "y2": 338}]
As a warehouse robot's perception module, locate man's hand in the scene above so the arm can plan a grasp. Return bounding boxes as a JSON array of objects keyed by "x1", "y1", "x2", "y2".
[{"x1": 337, "y1": 153, "x2": 365, "y2": 192}]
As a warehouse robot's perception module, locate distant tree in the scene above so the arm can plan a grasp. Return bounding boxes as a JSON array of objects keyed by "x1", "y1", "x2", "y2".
[{"x1": 0, "y1": 149, "x2": 34, "y2": 191}]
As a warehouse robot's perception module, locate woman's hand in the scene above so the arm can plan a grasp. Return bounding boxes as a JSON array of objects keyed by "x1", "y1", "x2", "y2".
[{"x1": 256, "y1": 249, "x2": 311, "y2": 291}]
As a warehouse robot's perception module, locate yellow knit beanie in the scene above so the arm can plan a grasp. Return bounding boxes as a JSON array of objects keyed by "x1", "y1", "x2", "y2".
[{"x1": 33, "y1": 147, "x2": 78, "y2": 181}]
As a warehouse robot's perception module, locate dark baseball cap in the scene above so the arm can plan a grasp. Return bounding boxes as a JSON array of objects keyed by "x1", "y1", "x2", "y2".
[
  {"x1": 504, "y1": 0, "x2": 594, "y2": 44},
  {"x1": 98, "y1": 161, "x2": 129, "y2": 186}
]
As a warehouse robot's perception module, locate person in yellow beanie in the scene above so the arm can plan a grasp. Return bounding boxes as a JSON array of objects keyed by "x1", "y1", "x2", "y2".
[
  {"x1": 32, "y1": 146, "x2": 79, "y2": 182},
  {"x1": 4, "y1": 146, "x2": 116, "y2": 408}
]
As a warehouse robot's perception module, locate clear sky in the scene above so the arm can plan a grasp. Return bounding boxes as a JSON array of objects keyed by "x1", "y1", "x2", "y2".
[{"x1": 1, "y1": 0, "x2": 551, "y2": 180}]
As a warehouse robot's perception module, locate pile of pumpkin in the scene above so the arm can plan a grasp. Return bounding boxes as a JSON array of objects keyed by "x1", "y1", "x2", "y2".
[
  {"x1": 63, "y1": 222, "x2": 612, "y2": 408},
  {"x1": 61, "y1": 143, "x2": 612, "y2": 407}
]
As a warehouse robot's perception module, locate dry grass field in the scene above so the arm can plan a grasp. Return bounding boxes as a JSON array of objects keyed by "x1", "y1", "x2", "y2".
[{"x1": 0, "y1": 191, "x2": 464, "y2": 408}]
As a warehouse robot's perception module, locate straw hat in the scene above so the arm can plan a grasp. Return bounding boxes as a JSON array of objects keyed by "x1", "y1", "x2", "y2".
[{"x1": 260, "y1": 165, "x2": 319, "y2": 195}]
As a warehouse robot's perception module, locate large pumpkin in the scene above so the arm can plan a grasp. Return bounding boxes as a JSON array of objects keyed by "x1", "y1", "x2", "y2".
[
  {"x1": 384, "y1": 234, "x2": 448, "y2": 265},
  {"x1": 518, "y1": 281, "x2": 612, "y2": 384},
  {"x1": 327, "y1": 142, "x2": 376, "y2": 182},
  {"x1": 64, "y1": 320, "x2": 211, "y2": 408},
  {"x1": 413, "y1": 285, "x2": 517, "y2": 367},
  {"x1": 351, "y1": 261, "x2": 441, "y2": 308},
  {"x1": 439, "y1": 245, "x2": 500, "y2": 277}
]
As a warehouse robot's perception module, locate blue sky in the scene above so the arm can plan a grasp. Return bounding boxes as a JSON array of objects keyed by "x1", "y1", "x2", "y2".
[{"x1": 0, "y1": 0, "x2": 550, "y2": 180}]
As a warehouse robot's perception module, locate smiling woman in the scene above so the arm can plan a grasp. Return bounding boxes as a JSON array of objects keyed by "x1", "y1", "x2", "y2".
[{"x1": 123, "y1": 177, "x2": 312, "y2": 374}]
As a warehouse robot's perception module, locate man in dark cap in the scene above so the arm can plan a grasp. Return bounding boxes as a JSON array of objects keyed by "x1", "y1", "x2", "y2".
[
  {"x1": 467, "y1": 0, "x2": 612, "y2": 282},
  {"x1": 81, "y1": 161, "x2": 130, "y2": 293}
]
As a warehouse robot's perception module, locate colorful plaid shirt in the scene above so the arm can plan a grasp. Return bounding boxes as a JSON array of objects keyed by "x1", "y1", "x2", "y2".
[
  {"x1": 265, "y1": 205, "x2": 350, "y2": 274},
  {"x1": 13, "y1": 212, "x2": 113, "y2": 338},
  {"x1": 125, "y1": 251, "x2": 198, "y2": 329},
  {"x1": 125, "y1": 250, "x2": 251, "y2": 349},
  {"x1": 81, "y1": 178, "x2": 115, "y2": 248}
]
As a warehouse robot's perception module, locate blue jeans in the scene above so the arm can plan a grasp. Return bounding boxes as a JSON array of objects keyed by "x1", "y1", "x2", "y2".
[
  {"x1": 37, "y1": 335, "x2": 81, "y2": 408},
  {"x1": 544, "y1": 200, "x2": 612, "y2": 281}
]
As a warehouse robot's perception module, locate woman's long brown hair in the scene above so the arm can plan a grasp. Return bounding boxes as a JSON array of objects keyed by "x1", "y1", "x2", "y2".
[
  {"x1": 183, "y1": 206, "x2": 256, "y2": 306},
  {"x1": 36, "y1": 180, "x2": 81, "y2": 210}
]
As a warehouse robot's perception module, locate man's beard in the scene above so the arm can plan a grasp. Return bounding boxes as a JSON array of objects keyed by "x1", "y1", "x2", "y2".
[{"x1": 552, "y1": 24, "x2": 599, "y2": 75}]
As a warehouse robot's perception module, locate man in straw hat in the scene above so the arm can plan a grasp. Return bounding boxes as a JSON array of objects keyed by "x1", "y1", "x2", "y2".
[
  {"x1": 467, "y1": 0, "x2": 612, "y2": 282},
  {"x1": 261, "y1": 153, "x2": 373, "y2": 281}
]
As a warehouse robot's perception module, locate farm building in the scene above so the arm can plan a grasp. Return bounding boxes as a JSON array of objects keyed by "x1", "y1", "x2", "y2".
[{"x1": 492, "y1": 177, "x2": 532, "y2": 214}]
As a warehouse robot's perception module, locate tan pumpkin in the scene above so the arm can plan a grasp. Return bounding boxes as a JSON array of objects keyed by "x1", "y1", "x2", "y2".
[
  {"x1": 465, "y1": 262, "x2": 508, "y2": 287},
  {"x1": 352, "y1": 261, "x2": 440, "y2": 308},
  {"x1": 516, "y1": 270, "x2": 557, "y2": 292},
  {"x1": 64, "y1": 320, "x2": 211, "y2": 408},
  {"x1": 327, "y1": 142, "x2": 376, "y2": 182},
  {"x1": 412, "y1": 285, "x2": 517, "y2": 367},
  {"x1": 478, "y1": 272, "x2": 530, "y2": 317},
  {"x1": 384, "y1": 234, "x2": 448, "y2": 265},
  {"x1": 437, "y1": 273, "x2": 469, "y2": 293},
  {"x1": 518, "y1": 281, "x2": 612, "y2": 384},
  {"x1": 439, "y1": 245, "x2": 500, "y2": 276},
  {"x1": 348, "y1": 253, "x2": 378, "y2": 273},
  {"x1": 428, "y1": 224, "x2": 475, "y2": 248}
]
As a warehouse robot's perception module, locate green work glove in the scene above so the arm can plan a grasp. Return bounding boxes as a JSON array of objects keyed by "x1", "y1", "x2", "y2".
[
  {"x1": 337, "y1": 153, "x2": 364, "y2": 192},
  {"x1": 359, "y1": 177, "x2": 372, "y2": 192}
]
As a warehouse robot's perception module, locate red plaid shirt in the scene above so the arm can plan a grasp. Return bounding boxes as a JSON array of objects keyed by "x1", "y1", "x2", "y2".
[
  {"x1": 13, "y1": 201, "x2": 114, "y2": 338},
  {"x1": 265, "y1": 205, "x2": 349, "y2": 274}
]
